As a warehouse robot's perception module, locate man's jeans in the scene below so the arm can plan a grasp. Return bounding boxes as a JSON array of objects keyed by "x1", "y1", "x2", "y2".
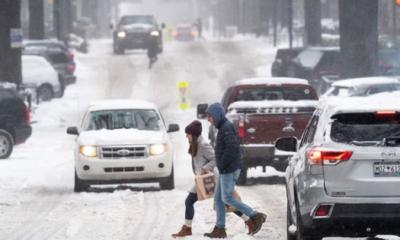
[{"x1": 214, "y1": 169, "x2": 256, "y2": 228}]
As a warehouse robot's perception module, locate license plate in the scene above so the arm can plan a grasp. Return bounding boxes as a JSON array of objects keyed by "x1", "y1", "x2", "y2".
[{"x1": 373, "y1": 162, "x2": 400, "y2": 177}]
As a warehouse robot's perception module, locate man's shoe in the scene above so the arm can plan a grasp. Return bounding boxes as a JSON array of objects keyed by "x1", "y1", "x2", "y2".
[
  {"x1": 204, "y1": 226, "x2": 227, "y2": 238},
  {"x1": 172, "y1": 225, "x2": 192, "y2": 238},
  {"x1": 245, "y1": 219, "x2": 255, "y2": 235},
  {"x1": 250, "y1": 212, "x2": 267, "y2": 235}
]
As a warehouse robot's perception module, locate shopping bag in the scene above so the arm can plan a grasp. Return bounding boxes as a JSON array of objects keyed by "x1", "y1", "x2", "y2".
[
  {"x1": 213, "y1": 190, "x2": 242, "y2": 212},
  {"x1": 195, "y1": 172, "x2": 216, "y2": 201}
]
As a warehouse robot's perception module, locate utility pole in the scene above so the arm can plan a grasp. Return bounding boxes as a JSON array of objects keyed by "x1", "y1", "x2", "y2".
[
  {"x1": 339, "y1": 0, "x2": 378, "y2": 78},
  {"x1": 0, "y1": 0, "x2": 22, "y2": 85},
  {"x1": 304, "y1": 0, "x2": 322, "y2": 46},
  {"x1": 393, "y1": 0, "x2": 397, "y2": 42},
  {"x1": 288, "y1": 0, "x2": 293, "y2": 48},
  {"x1": 54, "y1": 0, "x2": 72, "y2": 43},
  {"x1": 273, "y1": 0, "x2": 277, "y2": 47},
  {"x1": 29, "y1": 0, "x2": 45, "y2": 39}
]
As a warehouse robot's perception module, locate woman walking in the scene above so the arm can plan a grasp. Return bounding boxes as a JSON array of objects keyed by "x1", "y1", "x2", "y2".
[{"x1": 172, "y1": 120, "x2": 253, "y2": 238}]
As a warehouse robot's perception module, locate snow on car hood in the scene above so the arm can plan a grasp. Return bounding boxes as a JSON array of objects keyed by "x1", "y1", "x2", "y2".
[{"x1": 78, "y1": 128, "x2": 167, "y2": 146}]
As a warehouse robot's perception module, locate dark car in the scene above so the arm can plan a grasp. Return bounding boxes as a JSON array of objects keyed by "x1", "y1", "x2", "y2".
[
  {"x1": 271, "y1": 48, "x2": 303, "y2": 77},
  {"x1": 23, "y1": 40, "x2": 76, "y2": 87},
  {"x1": 113, "y1": 15, "x2": 163, "y2": 54},
  {"x1": 287, "y1": 47, "x2": 341, "y2": 94},
  {"x1": 0, "y1": 84, "x2": 32, "y2": 159}
]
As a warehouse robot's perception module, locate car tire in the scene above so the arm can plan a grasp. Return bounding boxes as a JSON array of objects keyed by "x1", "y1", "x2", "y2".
[
  {"x1": 159, "y1": 167, "x2": 175, "y2": 190},
  {"x1": 74, "y1": 171, "x2": 90, "y2": 192},
  {"x1": 236, "y1": 166, "x2": 248, "y2": 186},
  {"x1": 0, "y1": 129, "x2": 13, "y2": 159},
  {"x1": 37, "y1": 84, "x2": 54, "y2": 102}
]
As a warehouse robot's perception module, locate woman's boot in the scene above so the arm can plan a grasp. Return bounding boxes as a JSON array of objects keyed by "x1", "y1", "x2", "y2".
[{"x1": 172, "y1": 225, "x2": 192, "y2": 238}]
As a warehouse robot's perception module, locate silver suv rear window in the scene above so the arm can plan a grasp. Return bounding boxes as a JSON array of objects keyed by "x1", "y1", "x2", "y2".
[{"x1": 331, "y1": 113, "x2": 400, "y2": 144}]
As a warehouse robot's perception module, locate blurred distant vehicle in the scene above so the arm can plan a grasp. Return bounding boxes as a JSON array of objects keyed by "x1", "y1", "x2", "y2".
[
  {"x1": 23, "y1": 40, "x2": 76, "y2": 87},
  {"x1": 66, "y1": 100, "x2": 180, "y2": 192},
  {"x1": 378, "y1": 48, "x2": 400, "y2": 76},
  {"x1": 24, "y1": 39, "x2": 71, "y2": 56},
  {"x1": 322, "y1": 77, "x2": 400, "y2": 99},
  {"x1": 73, "y1": 17, "x2": 95, "y2": 39},
  {"x1": 173, "y1": 24, "x2": 197, "y2": 41},
  {"x1": 287, "y1": 47, "x2": 341, "y2": 94},
  {"x1": 22, "y1": 55, "x2": 63, "y2": 102},
  {"x1": 68, "y1": 34, "x2": 89, "y2": 54},
  {"x1": 0, "y1": 84, "x2": 32, "y2": 159},
  {"x1": 112, "y1": 15, "x2": 163, "y2": 55},
  {"x1": 271, "y1": 48, "x2": 303, "y2": 77}
]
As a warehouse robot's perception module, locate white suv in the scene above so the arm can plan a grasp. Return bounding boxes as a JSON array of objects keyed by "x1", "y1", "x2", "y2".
[{"x1": 67, "y1": 100, "x2": 179, "y2": 192}]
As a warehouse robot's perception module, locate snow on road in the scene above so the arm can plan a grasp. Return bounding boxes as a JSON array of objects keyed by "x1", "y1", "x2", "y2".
[{"x1": 0, "y1": 39, "x2": 398, "y2": 240}]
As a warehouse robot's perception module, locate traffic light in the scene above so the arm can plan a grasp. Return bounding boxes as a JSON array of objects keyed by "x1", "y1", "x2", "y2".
[{"x1": 396, "y1": 0, "x2": 400, "y2": 6}]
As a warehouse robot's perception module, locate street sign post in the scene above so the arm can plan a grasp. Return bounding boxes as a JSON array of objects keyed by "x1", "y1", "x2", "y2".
[{"x1": 177, "y1": 81, "x2": 189, "y2": 110}]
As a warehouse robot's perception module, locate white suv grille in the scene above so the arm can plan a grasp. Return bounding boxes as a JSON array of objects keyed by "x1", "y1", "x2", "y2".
[{"x1": 99, "y1": 145, "x2": 147, "y2": 159}]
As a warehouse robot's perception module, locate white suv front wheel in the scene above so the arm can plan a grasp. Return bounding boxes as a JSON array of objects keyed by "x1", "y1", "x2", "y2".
[
  {"x1": 74, "y1": 171, "x2": 90, "y2": 192},
  {"x1": 159, "y1": 167, "x2": 174, "y2": 190}
]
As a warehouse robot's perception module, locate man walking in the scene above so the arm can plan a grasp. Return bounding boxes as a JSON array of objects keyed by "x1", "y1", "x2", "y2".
[{"x1": 204, "y1": 103, "x2": 267, "y2": 238}]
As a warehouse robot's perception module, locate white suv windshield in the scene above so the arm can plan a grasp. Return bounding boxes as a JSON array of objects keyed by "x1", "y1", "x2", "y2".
[
  {"x1": 83, "y1": 109, "x2": 161, "y2": 131},
  {"x1": 330, "y1": 113, "x2": 400, "y2": 144}
]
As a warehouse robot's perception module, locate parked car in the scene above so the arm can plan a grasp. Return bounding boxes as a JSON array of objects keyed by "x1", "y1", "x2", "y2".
[
  {"x1": 378, "y1": 48, "x2": 400, "y2": 76},
  {"x1": 66, "y1": 100, "x2": 180, "y2": 192},
  {"x1": 112, "y1": 15, "x2": 163, "y2": 54},
  {"x1": 22, "y1": 55, "x2": 63, "y2": 101},
  {"x1": 173, "y1": 24, "x2": 197, "y2": 41},
  {"x1": 0, "y1": 84, "x2": 32, "y2": 159},
  {"x1": 286, "y1": 47, "x2": 341, "y2": 94},
  {"x1": 321, "y1": 76, "x2": 400, "y2": 98},
  {"x1": 276, "y1": 97, "x2": 400, "y2": 239},
  {"x1": 23, "y1": 39, "x2": 74, "y2": 60},
  {"x1": 271, "y1": 48, "x2": 303, "y2": 77},
  {"x1": 23, "y1": 40, "x2": 76, "y2": 87},
  {"x1": 197, "y1": 77, "x2": 319, "y2": 184}
]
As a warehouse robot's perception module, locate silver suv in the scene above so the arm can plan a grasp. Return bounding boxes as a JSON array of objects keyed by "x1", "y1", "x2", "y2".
[{"x1": 276, "y1": 97, "x2": 400, "y2": 239}]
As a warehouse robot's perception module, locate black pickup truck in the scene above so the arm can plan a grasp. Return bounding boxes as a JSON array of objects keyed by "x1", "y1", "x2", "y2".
[{"x1": 0, "y1": 86, "x2": 32, "y2": 159}]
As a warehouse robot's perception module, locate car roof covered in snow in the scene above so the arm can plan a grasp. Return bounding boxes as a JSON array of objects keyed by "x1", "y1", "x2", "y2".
[
  {"x1": 322, "y1": 95, "x2": 400, "y2": 116},
  {"x1": 88, "y1": 99, "x2": 158, "y2": 111},
  {"x1": 331, "y1": 76, "x2": 399, "y2": 88},
  {"x1": 233, "y1": 77, "x2": 309, "y2": 86}
]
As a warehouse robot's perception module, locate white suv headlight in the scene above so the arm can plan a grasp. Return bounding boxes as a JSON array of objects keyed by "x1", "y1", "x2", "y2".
[
  {"x1": 117, "y1": 31, "x2": 126, "y2": 38},
  {"x1": 80, "y1": 146, "x2": 97, "y2": 157},
  {"x1": 149, "y1": 144, "x2": 167, "y2": 155}
]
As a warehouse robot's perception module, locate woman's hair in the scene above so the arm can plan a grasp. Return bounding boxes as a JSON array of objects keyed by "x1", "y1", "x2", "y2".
[{"x1": 188, "y1": 136, "x2": 199, "y2": 157}]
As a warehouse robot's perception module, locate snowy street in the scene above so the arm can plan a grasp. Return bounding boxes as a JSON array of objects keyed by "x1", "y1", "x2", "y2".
[
  {"x1": 0, "y1": 39, "x2": 286, "y2": 240},
  {"x1": 1, "y1": 38, "x2": 399, "y2": 240}
]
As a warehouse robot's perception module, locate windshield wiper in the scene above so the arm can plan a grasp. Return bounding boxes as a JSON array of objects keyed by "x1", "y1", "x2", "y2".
[{"x1": 350, "y1": 140, "x2": 380, "y2": 146}]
